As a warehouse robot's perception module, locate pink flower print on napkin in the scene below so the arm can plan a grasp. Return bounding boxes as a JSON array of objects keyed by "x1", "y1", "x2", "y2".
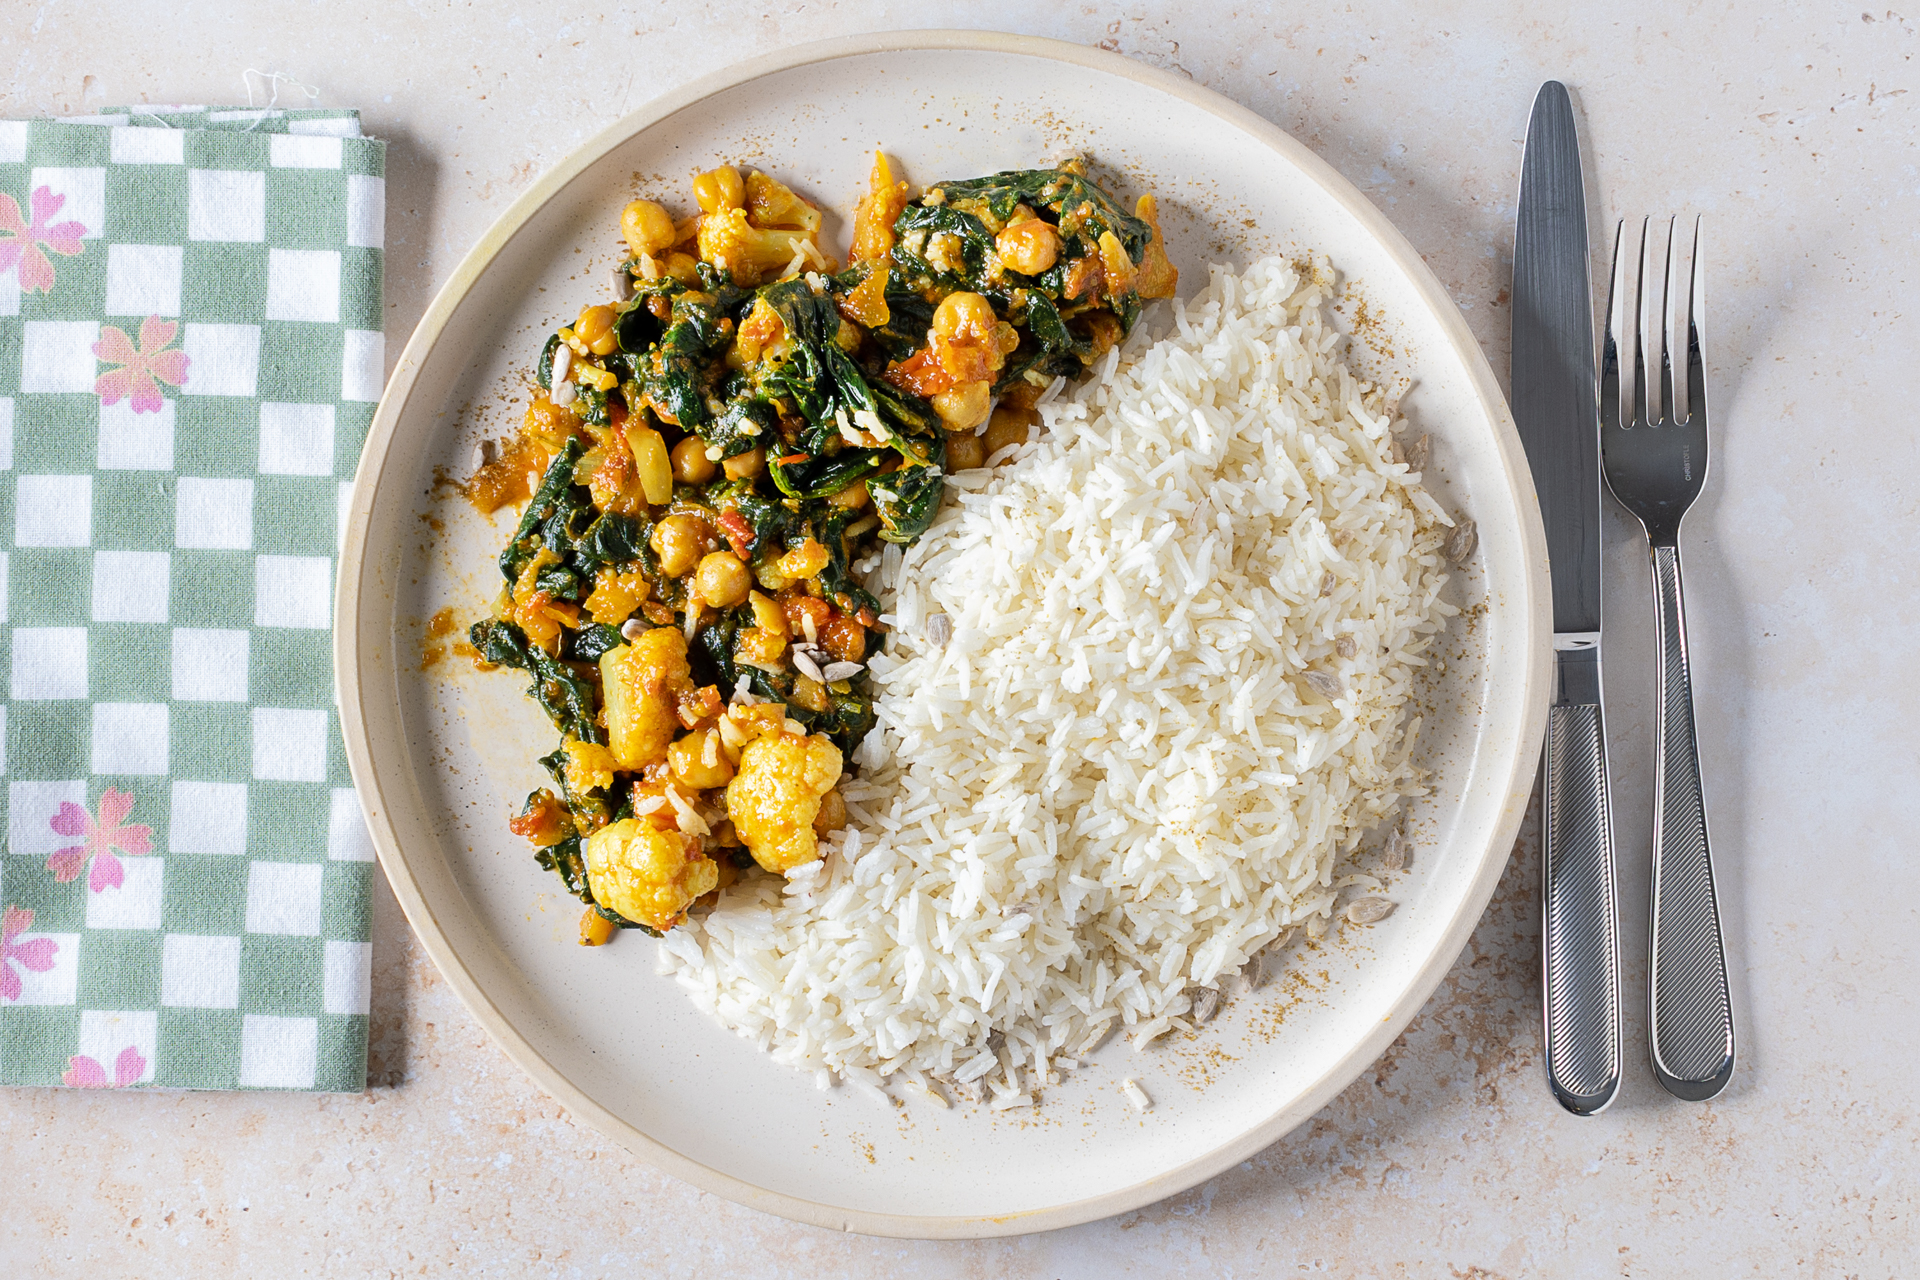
[
  {"x1": 48, "y1": 787, "x2": 154, "y2": 893},
  {"x1": 62, "y1": 1045, "x2": 147, "y2": 1089},
  {"x1": 0, "y1": 906, "x2": 57, "y2": 1003},
  {"x1": 0, "y1": 185, "x2": 87, "y2": 294},
  {"x1": 94, "y1": 316, "x2": 190, "y2": 414}
]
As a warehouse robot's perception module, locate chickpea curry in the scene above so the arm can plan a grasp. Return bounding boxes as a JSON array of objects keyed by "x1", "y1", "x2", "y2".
[{"x1": 467, "y1": 153, "x2": 1176, "y2": 945}]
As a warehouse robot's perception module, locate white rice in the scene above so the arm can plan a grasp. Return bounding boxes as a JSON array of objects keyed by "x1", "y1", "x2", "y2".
[{"x1": 657, "y1": 255, "x2": 1456, "y2": 1097}]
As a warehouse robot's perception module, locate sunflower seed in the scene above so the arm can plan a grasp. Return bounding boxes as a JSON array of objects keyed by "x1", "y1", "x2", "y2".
[
  {"x1": 1189, "y1": 986, "x2": 1221, "y2": 1023},
  {"x1": 1304, "y1": 670, "x2": 1342, "y2": 699},
  {"x1": 1407, "y1": 433, "x2": 1431, "y2": 473},
  {"x1": 792, "y1": 649, "x2": 825, "y2": 683},
  {"x1": 1319, "y1": 570, "x2": 1335, "y2": 597},
  {"x1": 821, "y1": 661, "x2": 864, "y2": 682},
  {"x1": 1445, "y1": 518, "x2": 1478, "y2": 565},
  {"x1": 1346, "y1": 897, "x2": 1395, "y2": 925},
  {"x1": 1335, "y1": 635, "x2": 1356, "y2": 659},
  {"x1": 620, "y1": 618, "x2": 645, "y2": 641},
  {"x1": 926, "y1": 612, "x2": 953, "y2": 647},
  {"x1": 1389, "y1": 438, "x2": 1407, "y2": 467},
  {"x1": 611, "y1": 266, "x2": 634, "y2": 301},
  {"x1": 1240, "y1": 951, "x2": 1267, "y2": 991},
  {"x1": 1005, "y1": 901, "x2": 1038, "y2": 919},
  {"x1": 1381, "y1": 828, "x2": 1409, "y2": 872}
]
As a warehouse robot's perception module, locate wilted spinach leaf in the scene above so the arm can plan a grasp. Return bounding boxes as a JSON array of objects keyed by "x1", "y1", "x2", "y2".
[
  {"x1": 568, "y1": 622, "x2": 624, "y2": 662},
  {"x1": 870, "y1": 465, "x2": 945, "y2": 545},
  {"x1": 469, "y1": 618, "x2": 603, "y2": 745},
  {"x1": 498, "y1": 438, "x2": 586, "y2": 583},
  {"x1": 572, "y1": 511, "x2": 646, "y2": 573},
  {"x1": 534, "y1": 832, "x2": 593, "y2": 902}
]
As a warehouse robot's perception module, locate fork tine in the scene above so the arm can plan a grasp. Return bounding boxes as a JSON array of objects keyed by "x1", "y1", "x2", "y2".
[
  {"x1": 1600, "y1": 220, "x2": 1625, "y2": 430},
  {"x1": 1661, "y1": 217, "x2": 1679, "y2": 426},
  {"x1": 1632, "y1": 217, "x2": 1651, "y2": 428},
  {"x1": 1686, "y1": 215, "x2": 1708, "y2": 425}
]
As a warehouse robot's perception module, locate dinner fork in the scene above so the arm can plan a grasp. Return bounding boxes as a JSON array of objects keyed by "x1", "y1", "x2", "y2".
[{"x1": 1599, "y1": 218, "x2": 1736, "y2": 1100}]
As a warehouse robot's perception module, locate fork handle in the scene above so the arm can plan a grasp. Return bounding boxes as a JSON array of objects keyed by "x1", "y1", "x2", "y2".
[
  {"x1": 1647, "y1": 542, "x2": 1736, "y2": 1099},
  {"x1": 1541, "y1": 647, "x2": 1623, "y2": 1115}
]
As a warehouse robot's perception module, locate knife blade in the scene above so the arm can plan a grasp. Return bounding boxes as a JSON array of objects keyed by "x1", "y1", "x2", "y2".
[{"x1": 1513, "y1": 80, "x2": 1623, "y2": 1116}]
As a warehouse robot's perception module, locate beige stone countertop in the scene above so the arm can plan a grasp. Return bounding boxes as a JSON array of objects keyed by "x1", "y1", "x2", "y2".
[{"x1": 4, "y1": 2, "x2": 1915, "y2": 1275}]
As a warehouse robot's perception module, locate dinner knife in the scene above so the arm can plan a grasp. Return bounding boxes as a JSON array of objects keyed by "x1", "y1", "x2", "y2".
[{"x1": 1513, "y1": 81, "x2": 1623, "y2": 1116}]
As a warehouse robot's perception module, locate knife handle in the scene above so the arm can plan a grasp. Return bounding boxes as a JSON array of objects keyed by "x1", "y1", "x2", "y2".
[
  {"x1": 1541, "y1": 645, "x2": 1623, "y2": 1115},
  {"x1": 1647, "y1": 543, "x2": 1736, "y2": 1099}
]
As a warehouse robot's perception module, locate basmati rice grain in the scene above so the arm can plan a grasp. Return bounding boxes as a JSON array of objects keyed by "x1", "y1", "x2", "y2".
[{"x1": 657, "y1": 255, "x2": 1454, "y2": 1096}]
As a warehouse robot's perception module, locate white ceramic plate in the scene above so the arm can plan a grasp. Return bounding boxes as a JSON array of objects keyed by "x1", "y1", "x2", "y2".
[{"x1": 337, "y1": 31, "x2": 1548, "y2": 1237}]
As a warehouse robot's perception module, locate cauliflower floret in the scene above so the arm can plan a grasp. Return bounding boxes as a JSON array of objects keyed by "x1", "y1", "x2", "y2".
[
  {"x1": 599, "y1": 628, "x2": 690, "y2": 770},
  {"x1": 744, "y1": 170, "x2": 822, "y2": 233},
  {"x1": 697, "y1": 206, "x2": 821, "y2": 286},
  {"x1": 562, "y1": 738, "x2": 617, "y2": 795},
  {"x1": 725, "y1": 730, "x2": 842, "y2": 873},
  {"x1": 583, "y1": 818, "x2": 718, "y2": 932}
]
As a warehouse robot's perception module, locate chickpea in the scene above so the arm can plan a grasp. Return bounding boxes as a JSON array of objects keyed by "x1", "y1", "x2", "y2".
[
  {"x1": 817, "y1": 615, "x2": 867, "y2": 664},
  {"x1": 932, "y1": 380, "x2": 992, "y2": 430},
  {"x1": 945, "y1": 428, "x2": 986, "y2": 471},
  {"x1": 575, "y1": 304, "x2": 619, "y2": 356},
  {"x1": 693, "y1": 166, "x2": 746, "y2": 214},
  {"x1": 812, "y1": 789, "x2": 847, "y2": 834},
  {"x1": 621, "y1": 199, "x2": 677, "y2": 258},
  {"x1": 669, "y1": 728, "x2": 736, "y2": 790},
  {"x1": 721, "y1": 446, "x2": 766, "y2": 480},
  {"x1": 995, "y1": 218, "x2": 1061, "y2": 275},
  {"x1": 670, "y1": 436, "x2": 716, "y2": 484},
  {"x1": 827, "y1": 478, "x2": 870, "y2": 510},
  {"x1": 984, "y1": 406, "x2": 1036, "y2": 460},
  {"x1": 694, "y1": 550, "x2": 752, "y2": 608},
  {"x1": 931, "y1": 290, "x2": 996, "y2": 343},
  {"x1": 650, "y1": 513, "x2": 712, "y2": 578}
]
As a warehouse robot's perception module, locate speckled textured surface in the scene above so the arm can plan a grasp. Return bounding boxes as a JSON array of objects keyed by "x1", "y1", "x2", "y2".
[{"x1": 3, "y1": 3, "x2": 1916, "y2": 1274}]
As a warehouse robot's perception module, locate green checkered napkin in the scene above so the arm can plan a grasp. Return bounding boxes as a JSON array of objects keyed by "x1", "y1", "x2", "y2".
[{"x1": 0, "y1": 105, "x2": 384, "y2": 1091}]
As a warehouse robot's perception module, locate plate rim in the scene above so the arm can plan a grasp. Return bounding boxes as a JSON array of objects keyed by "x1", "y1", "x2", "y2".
[{"x1": 336, "y1": 27, "x2": 1550, "y2": 1239}]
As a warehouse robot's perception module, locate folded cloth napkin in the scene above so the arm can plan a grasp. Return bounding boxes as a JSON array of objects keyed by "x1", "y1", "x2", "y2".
[{"x1": 0, "y1": 104, "x2": 384, "y2": 1091}]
